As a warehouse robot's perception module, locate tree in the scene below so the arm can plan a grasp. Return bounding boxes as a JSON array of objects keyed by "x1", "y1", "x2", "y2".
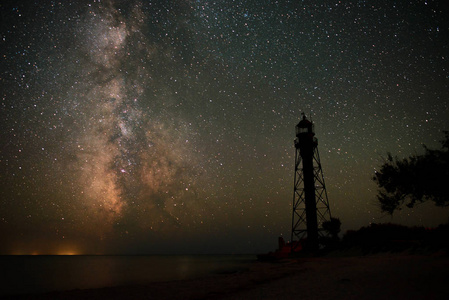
[
  {"x1": 320, "y1": 217, "x2": 342, "y2": 249},
  {"x1": 373, "y1": 131, "x2": 449, "y2": 214},
  {"x1": 322, "y1": 217, "x2": 342, "y2": 240}
]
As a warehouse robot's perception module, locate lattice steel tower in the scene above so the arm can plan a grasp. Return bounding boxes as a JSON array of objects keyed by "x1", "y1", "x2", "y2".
[{"x1": 291, "y1": 114, "x2": 332, "y2": 251}]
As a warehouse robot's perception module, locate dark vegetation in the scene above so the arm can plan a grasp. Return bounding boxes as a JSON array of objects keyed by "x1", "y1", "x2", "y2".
[
  {"x1": 312, "y1": 133, "x2": 449, "y2": 256},
  {"x1": 321, "y1": 217, "x2": 342, "y2": 248},
  {"x1": 340, "y1": 223, "x2": 449, "y2": 254},
  {"x1": 332, "y1": 133, "x2": 449, "y2": 255},
  {"x1": 373, "y1": 131, "x2": 449, "y2": 214},
  {"x1": 339, "y1": 132, "x2": 449, "y2": 255}
]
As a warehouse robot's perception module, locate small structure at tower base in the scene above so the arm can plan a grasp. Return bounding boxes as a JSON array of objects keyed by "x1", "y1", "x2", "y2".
[{"x1": 257, "y1": 237, "x2": 303, "y2": 261}]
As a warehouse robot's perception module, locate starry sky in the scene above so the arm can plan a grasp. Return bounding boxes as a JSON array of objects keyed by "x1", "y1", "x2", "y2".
[{"x1": 1, "y1": 0, "x2": 448, "y2": 255}]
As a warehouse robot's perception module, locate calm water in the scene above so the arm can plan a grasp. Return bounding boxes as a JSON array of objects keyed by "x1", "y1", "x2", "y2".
[{"x1": 0, "y1": 255, "x2": 255, "y2": 296}]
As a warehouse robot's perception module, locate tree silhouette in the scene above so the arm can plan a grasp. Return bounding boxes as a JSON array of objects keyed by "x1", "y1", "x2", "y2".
[
  {"x1": 373, "y1": 131, "x2": 449, "y2": 214},
  {"x1": 321, "y1": 217, "x2": 342, "y2": 249},
  {"x1": 322, "y1": 217, "x2": 341, "y2": 240}
]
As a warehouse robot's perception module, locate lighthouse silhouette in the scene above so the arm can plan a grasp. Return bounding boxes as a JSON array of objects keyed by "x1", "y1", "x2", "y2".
[{"x1": 291, "y1": 113, "x2": 332, "y2": 251}]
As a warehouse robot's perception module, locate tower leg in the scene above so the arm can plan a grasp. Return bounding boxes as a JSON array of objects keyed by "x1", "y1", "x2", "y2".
[{"x1": 303, "y1": 149, "x2": 318, "y2": 251}]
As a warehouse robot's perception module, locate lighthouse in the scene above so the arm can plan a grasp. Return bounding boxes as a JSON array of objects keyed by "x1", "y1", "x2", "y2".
[{"x1": 291, "y1": 114, "x2": 332, "y2": 251}]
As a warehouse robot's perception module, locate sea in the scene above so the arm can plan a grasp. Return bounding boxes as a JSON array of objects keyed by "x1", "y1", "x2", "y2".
[{"x1": 0, "y1": 254, "x2": 256, "y2": 297}]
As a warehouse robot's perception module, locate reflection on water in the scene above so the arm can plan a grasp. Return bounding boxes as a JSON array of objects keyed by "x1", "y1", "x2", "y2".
[{"x1": 0, "y1": 255, "x2": 255, "y2": 296}]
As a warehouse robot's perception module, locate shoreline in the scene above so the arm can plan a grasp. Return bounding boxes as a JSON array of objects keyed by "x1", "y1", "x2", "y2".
[{"x1": 5, "y1": 252, "x2": 449, "y2": 299}]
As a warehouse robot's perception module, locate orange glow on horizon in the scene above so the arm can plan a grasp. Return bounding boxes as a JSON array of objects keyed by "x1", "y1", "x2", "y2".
[
  {"x1": 8, "y1": 243, "x2": 83, "y2": 255},
  {"x1": 9, "y1": 251, "x2": 82, "y2": 255},
  {"x1": 56, "y1": 251, "x2": 79, "y2": 255}
]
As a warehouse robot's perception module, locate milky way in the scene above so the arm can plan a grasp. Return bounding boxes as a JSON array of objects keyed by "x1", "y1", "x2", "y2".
[
  {"x1": 1, "y1": 0, "x2": 448, "y2": 254},
  {"x1": 67, "y1": 2, "x2": 204, "y2": 231}
]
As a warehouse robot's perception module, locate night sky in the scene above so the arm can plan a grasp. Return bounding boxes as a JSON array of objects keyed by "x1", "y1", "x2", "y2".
[{"x1": 1, "y1": 0, "x2": 448, "y2": 255}]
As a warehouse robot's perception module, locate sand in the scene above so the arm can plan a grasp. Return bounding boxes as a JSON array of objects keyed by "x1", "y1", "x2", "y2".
[{"x1": 8, "y1": 253, "x2": 449, "y2": 300}]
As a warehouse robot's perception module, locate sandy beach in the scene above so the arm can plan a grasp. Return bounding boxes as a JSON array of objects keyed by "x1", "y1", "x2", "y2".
[{"x1": 8, "y1": 252, "x2": 449, "y2": 300}]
